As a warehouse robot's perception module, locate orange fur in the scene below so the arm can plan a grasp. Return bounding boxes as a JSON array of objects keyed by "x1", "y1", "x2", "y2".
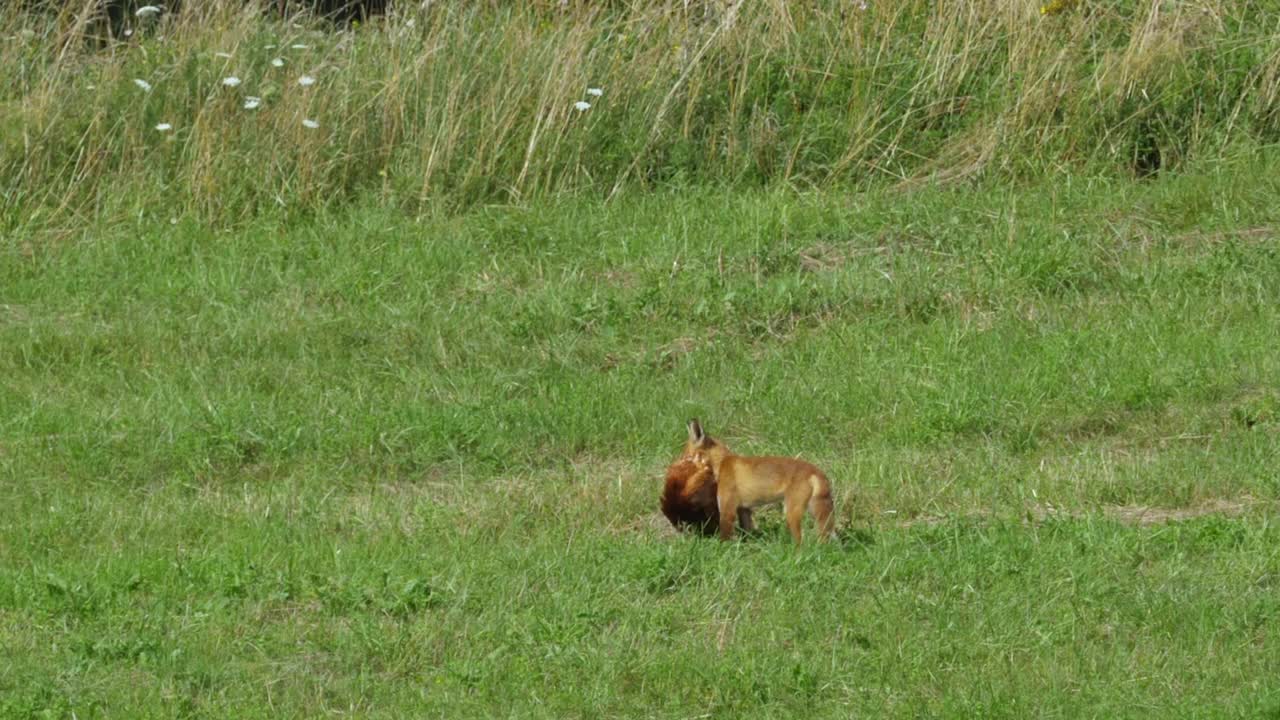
[{"x1": 683, "y1": 419, "x2": 835, "y2": 543}]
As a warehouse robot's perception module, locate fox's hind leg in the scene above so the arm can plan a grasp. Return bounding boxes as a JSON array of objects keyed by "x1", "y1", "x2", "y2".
[
  {"x1": 737, "y1": 508, "x2": 756, "y2": 532},
  {"x1": 809, "y1": 478, "x2": 835, "y2": 542},
  {"x1": 784, "y1": 497, "x2": 806, "y2": 543},
  {"x1": 783, "y1": 481, "x2": 813, "y2": 544}
]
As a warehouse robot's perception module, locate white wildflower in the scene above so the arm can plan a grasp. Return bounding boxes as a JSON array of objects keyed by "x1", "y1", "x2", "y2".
[
  {"x1": 271, "y1": 57, "x2": 285, "y2": 67},
  {"x1": 135, "y1": 5, "x2": 162, "y2": 18},
  {"x1": 155, "y1": 122, "x2": 173, "y2": 132},
  {"x1": 586, "y1": 87, "x2": 603, "y2": 97},
  {"x1": 133, "y1": 78, "x2": 152, "y2": 92},
  {"x1": 573, "y1": 101, "x2": 591, "y2": 111},
  {"x1": 124, "y1": 28, "x2": 134, "y2": 37},
  {"x1": 298, "y1": 75, "x2": 316, "y2": 87},
  {"x1": 222, "y1": 76, "x2": 241, "y2": 87},
  {"x1": 302, "y1": 118, "x2": 319, "y2": 129},
  {"x1": 243, "y1": 96, "x2": 262, "y2": 110}
]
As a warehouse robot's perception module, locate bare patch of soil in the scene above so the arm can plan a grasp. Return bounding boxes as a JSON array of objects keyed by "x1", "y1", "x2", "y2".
[
  {"x1": 614, "y1": 512, "x2": 683, "y2": 539},
  {"x1": 1173, "y1": 226, "x2": 1276, "y2": 246}
]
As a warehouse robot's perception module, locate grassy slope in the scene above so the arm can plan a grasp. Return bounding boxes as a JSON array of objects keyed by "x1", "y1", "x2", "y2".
[
  {"x1": 6, "y1": 0, "x2": 1280, "y2": 228},
  {"x1": 3, "y1": 159, "x2": 1280, "y2": 716}
]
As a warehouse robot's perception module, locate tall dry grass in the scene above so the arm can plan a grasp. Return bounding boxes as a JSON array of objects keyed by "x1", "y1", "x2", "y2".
[{"x1": 3, "y1": 0, "x2": 1278, "y2": 231}]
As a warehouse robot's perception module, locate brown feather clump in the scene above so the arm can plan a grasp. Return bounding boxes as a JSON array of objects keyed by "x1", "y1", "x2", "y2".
[{"x1": 660, "y1": 457, "x2": 719, "y2": 536}]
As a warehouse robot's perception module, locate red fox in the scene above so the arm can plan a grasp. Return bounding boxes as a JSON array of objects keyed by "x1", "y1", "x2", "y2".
[
  {"x1": 683, "y1": 419, "x2": 835, "y2": 543},
  {"x1": 660, "y1": 453, "x2": 756, "y2": 537}
]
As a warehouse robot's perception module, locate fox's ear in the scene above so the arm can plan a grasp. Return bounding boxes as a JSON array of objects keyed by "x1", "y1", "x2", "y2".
[{"x1": 687, "y1": 419, "x2": 704, "y2": 444}]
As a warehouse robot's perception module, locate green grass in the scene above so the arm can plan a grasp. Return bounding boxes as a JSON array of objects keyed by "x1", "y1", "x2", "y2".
[
  {"x1": 4, "y1": 156, "x2": 1280, "y2": 716},
  {"x1": 5, "y1": 488, "x2": 1279, "y2": 717},
  {"x1": 6, "y1": 3, "x2": 1280, "y2": 715}
]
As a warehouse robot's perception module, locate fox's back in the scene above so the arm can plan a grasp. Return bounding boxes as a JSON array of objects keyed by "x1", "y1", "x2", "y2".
[{"x1": 721, "y1": 455, "x2": 825, "y2": 506}]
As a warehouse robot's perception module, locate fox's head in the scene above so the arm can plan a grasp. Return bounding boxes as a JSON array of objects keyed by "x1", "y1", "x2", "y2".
[{"x1": 684, "y1": 418, "x2": 729, "y2": 468}]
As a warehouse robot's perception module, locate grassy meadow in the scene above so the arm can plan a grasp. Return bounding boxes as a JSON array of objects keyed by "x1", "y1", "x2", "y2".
[{"x1": 4, "y1": 1, "x2": 1280, "y2": 717}]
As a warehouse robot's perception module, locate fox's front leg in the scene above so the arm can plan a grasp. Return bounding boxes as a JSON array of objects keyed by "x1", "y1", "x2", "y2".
[{"x1": 717, "y1": 488, "x2": 739, "y2": 541}]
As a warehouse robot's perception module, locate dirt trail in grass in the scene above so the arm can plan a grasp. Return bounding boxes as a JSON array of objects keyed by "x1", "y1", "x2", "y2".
[
  {"x1": 1033, "y1": 497, "x2": 1265, "y2": 526},
  {"x1": 629, "y1": 497, "x2": 1271, "y2": 540},
  {"x1": 888, "y1": 497, "x2": 1269, "y2": 529}
]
